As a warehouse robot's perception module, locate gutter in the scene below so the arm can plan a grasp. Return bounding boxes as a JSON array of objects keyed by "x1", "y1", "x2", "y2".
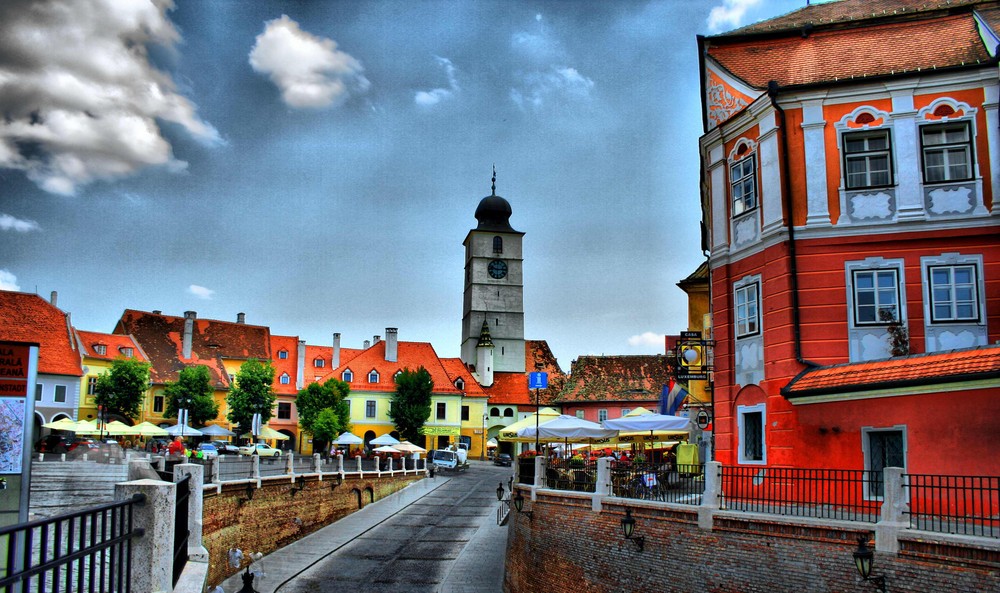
[{"x1": 781, "y1": 369, "x2": 1000, "y2": 399}]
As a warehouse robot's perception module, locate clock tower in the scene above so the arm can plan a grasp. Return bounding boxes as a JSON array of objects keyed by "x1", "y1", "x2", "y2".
[{"x1": 461, "y1": 172, "x2": 525, "y2": 378}]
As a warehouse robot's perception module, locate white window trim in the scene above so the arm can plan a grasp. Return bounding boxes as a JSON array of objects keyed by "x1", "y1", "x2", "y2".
[
  {"x1": 736, "y1": 403, "x2": 766, "y2": 465},
  {"x1": 834, "y1": 106, "x2": 895, "y2": 192},
  {"x1": 920, "y1": 253, "x2": 985, "y2": 325},
  {"x1": 728, "y1": 152, "x2": 758, "y2": 218},
  {"x1": 597, "y1": 409, "x2": 608, "y2": 422},
  {"x1": 343, "y1": 369, "x2": 354, "y2": 382},
  {"x1": 845, "y1": 258, "x2": 907, "y2": 329},
  {"x1": 368, "y1": 370, "x2": 380, "y2": 383},
  {"x1": 365, "y1": 400, "x2": 376, "y2": 418},
  {"x1": 314, "y1": 358, "x2": 325, "y2": 368},
  {"x1": 279, "y1": 373, "x2": 290, "y2": 385},
  {"x1": 278, "y1": 350, "x2": 288, "y2": 360},
  {"x1": 733, "y1": 275, "x2": 761, "y2": 339},
  {"x1": 860, "y1": 425, "x2": 908, "y2": 502}
]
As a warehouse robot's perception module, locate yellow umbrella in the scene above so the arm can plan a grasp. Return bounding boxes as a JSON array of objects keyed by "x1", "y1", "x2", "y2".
[
  {"x1": 394, "y1": 441, "x2": 426, "y2": 453},
  {"x1": 42, "y1": 418, "x2": 81, "y2": 431},
  {"x1": 105, "y1": 421, "x2": 136, "y2": 435},
  {"x1": 73, "y1": 419, "x2": 102, "y2": 435},
  {"x1": 498, "y1": 407, "x2": 562, "y2": 442},
  {"x1": 624, "y1": 407, "x2": 655, "y2": 416},
  {"x1": 131, "y1": 422, "x2": 169, "y2": 437},
  {"x1": 241, "y1": 426, "x2": 290, "y2": 440}
]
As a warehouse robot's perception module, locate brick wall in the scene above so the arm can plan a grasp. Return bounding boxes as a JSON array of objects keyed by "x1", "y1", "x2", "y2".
[
  {"x1": 203, "y1": 474, "x2": 421, "y2": 588},
  {"x1": 503, "y1": 490, "x2": 1000, "y2": 593}
]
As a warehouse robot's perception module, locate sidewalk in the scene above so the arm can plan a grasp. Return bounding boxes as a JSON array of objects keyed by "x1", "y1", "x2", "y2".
[{"x1": 220, "y1": 476, "x2": 450, "y2": 593}]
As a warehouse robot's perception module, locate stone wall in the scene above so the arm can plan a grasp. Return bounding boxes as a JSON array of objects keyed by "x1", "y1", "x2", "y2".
[
  {"x1": 203, "y1": 474, "x2": 421, "y2": 588},
  {"x1": 503, "y1": 490, "x2": 1000, "y2": 593}
]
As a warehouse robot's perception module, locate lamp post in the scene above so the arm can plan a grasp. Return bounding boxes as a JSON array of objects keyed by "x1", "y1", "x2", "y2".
[
  {"x1": 481, "y1": 413, "x2": 488, "y2": 461},
  {"x1": 852, "y1": 535, "x2": 887, "y2": 592}
]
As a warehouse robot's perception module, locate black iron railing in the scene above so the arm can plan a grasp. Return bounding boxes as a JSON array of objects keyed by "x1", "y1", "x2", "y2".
[
  {"x1": 719, "y1": 466, "x2": 882, "y2": 523},
  {"x1": 905, "y1": 473, "x2": 1000, "y2": 538},
  {"x1": 610, "y1": 462, "x2": 705, "y2": 504},
  {"x1": 0, "y1": 493, "x2": 145, "y2": 593},
  {"x1": 172, "y1": 475, "x2": 190, "y2": 586}
]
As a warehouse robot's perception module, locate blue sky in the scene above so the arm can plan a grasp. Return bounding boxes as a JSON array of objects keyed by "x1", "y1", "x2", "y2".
[{"x1": 0, "y1": 0, "x2": 811, "y2": 370}]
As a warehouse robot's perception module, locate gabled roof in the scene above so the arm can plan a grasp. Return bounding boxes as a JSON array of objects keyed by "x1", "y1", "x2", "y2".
[
  {"x1": 324, "y1": 340, "x2": 462, "y2": 395},
  {"x1": 782, "y1": 344, "x2": 1000, "y2": 398},
  {"x1": 556, "y1": 355, "x2": 672, "y2": 404},
  {"x1": 440, "y1": 358, "x2": 488, "y2": 398},
  {"x1": 270, "y1": 334, "x2": 300, "y2": 394},
  {"x1": 0, "y1": 290, "x2": 81, "y2": 376},
  {"x1": 76, "y1": 330, "x2": 147, "y2": 362},
  {"x1": 705, "y1": 0, "x2": 996, "y2": 90},
  {"x1": 114, "y1": 309, "x2": 271, "y2": 386}
]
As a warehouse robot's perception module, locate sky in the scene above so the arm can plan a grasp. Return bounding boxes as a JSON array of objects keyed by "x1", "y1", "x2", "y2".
[{"x1": 0, "y1": 0, "x2": 813, "y2": 371}]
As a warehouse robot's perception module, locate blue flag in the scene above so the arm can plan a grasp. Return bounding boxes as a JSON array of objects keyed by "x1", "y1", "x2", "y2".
[{"x1": 659, "y1": 379, "x2": 688, "y2": 416}]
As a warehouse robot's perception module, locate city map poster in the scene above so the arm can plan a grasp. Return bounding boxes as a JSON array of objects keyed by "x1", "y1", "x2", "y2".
[{"x1": 0, "y1": 398, "x2": 25, "y2": 474}]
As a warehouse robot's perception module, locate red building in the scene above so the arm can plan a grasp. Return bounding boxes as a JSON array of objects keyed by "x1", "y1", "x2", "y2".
[{"x1": 698, "y1": 0, "x2": 1000, "y2": 481}]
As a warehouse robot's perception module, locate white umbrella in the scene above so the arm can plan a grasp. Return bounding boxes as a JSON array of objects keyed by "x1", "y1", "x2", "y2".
[
  {"x1": 164, "y1": 424, "x2": 203, "y2": 437},
  {"x1": 602, "y1": 414, "x2": 691, "y2": 433},
  {"x1": 394, "y1": 441, "x2": 426, "y2": 453},
  {"x1": 333, "y1": 432, "x2": 364, "y2": 445},
  {"x1": 372, "y1": 445, "x2": 400, "y2": 453},
  {"x1": 516, "y1": 415, "x2": 618, "y2": 441},
  {"x1": 369, "y1": 434, "x2": 400, "y2": 446},
  {"x1": 199, "y1": 424, "x2": 235, "y2": 437}
]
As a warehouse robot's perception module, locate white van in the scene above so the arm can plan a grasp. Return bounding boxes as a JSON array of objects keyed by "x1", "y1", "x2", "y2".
[{"x1": 432, "y1": 449, "x2": 458, "y2": 469}]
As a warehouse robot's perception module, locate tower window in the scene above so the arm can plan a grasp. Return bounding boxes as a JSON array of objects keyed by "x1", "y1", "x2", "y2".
[{"x1": 493, "y1": 236, "x2": 503, "y2": 253}]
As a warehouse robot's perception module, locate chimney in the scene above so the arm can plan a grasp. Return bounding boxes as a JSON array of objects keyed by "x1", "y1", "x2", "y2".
[
  {"x1": 373, "y1": 335, "x2": 380, "y2": 344},
  {"x1": 385, "y1": 328, "x2": 398, "y2": 362},
  {"x1": 50, "y1": 291, "x2": 57, "y2": 306},
  {"x1": 182, "y1": 311, "x2": 196, "y2": 359},
  {"x1": 296, "y1": 340, "x2": 306, "y2": 389},
  {"x1": 237, "y1": 312, "x2": 246, "y2": 324},
  {"x1": 363, "y1": 340, "x2": 371, "y2": 349},
  {"x1": 333, "y1": 333, "x2": 341, "y2": 368},
  {"x1": 152, "y1": 310, "x2": 161, "y2": 315}
]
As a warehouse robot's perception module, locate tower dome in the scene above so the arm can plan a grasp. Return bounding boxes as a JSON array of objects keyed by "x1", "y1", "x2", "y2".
[{"x1": 474, "y1": 166, "x2": 520, "y2": 233}]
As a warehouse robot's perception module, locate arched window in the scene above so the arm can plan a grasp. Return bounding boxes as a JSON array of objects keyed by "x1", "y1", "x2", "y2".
[
  {"x1": 368, "y1": 370, "x2": 379, "y2": 383},
  {"x1": 490, "y1": 407, "x2": 500, "y2": 417},
  {"x1": 493, "y1": 236, "x2": 503, "y2": 253},
  {"x1": 503, "y1": 408, "x2": 514, "y2": 417},
  {"x1": 343, "y1": 369, "x2": 354, "y2": 382},
  {"x1": 279, "y1": 373, "x2": 290, "y2": 385}
]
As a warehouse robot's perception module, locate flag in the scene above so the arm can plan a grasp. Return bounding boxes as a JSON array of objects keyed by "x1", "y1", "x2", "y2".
[{"x1": 659, "y1": 379, "x2": 688, "y2": 416}]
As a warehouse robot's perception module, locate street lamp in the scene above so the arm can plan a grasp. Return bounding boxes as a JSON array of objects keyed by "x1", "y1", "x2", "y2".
[
  {"x1": 620, "y1": 508, "x2": 644, "y2": 552},
  {"x1": 481, "y1": 412, "x2": 488, "y2": 461},
  {"x1": 852, "y1": 535, "x2": 887, "y2": 592}
]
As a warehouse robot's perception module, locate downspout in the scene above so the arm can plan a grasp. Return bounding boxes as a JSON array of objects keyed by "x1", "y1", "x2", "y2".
[{"x1": 767, "y1": 80, "x2": 818, "y2": 369}]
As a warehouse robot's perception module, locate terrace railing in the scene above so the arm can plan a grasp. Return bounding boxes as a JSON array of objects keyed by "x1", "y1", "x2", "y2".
[{"x1": 905, "y1": 473, "x2": 1000, "y2": 538}]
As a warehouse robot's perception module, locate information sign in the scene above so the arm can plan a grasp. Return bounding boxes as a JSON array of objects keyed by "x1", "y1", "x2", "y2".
[{"x1": 528, "y1": 372, "x2": 548, "y2": 390}]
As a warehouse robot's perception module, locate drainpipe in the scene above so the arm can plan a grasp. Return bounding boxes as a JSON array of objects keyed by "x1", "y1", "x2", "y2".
[{"x1": 767, "y1": 81, "x2": 818, "y2": 369}]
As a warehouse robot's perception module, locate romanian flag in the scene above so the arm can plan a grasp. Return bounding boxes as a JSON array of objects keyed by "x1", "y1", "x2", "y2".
[{"x1": 659, "y1": 378, "x2": 688, "y2": 416}]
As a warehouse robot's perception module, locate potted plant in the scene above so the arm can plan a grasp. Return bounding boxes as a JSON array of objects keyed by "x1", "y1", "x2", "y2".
[
  {"x1": 517, "y1": 450, "x2": 539, "y2": 484},
  {"x1": 568, "y1": 454, "x2": 585, "y2": 469}
]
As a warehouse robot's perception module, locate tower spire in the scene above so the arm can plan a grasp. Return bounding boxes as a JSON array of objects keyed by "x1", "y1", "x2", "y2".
[{"x1": 491, "y1": 164, "x2": 496, "y2": 196}]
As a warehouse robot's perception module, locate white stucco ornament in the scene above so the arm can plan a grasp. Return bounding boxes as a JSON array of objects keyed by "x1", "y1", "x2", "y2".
[
  {"x1": 928, "y1": 186, "x2": 972, "y2": 214},
  {"x1": 851, "y1": 192, "x2": 892, "y2": 220},
  {"x1": 860, "y1": 332, "x2": 890, "y2": 360},
  {"x1": 937, "y1": 329, "x2": 977, "y2": 350}
]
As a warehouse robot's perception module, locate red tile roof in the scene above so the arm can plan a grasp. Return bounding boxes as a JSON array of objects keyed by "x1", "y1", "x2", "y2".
[
  {"x1": 76, "y1": 330, "x2": 147, "y2": 362},
  {"x1": 270, "y1": 334, "x2": 300, "y2": 394},
  {"x1": 481, "y1": 372, "x2": 531, "y2": 405},
  {"x1": 323, "y1": 340, "x2": 462, "y2": 395},
  {"x1": 0, "y1": 290, "x2": 81, "y2": 376},
  {"x1": 440, "y1": 358, "x2": 488, "y2": 398},
  {"x1": 556, "y1": 355, "x2": 672, "y2": 404},
  {"x1": 482, "y1": 340, "x2": 566, "y2": 406},
  {"x1": 707, "y1": 1, "x2": 995, "y2": 89},
  {"x1": 782, "y1": 345, "x2": 1000, "y2": 397},
  {"x1": 723, "y1": 0, "x2": 985, "y2": 35},
  {"x1": 114, "y1": 310, "x2": 271, "y2": 387}
]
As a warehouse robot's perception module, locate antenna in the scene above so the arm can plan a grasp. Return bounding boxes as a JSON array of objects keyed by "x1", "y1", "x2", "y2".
[{"x1": 491, "y1": 164, "x2": 496, "y2": 195}]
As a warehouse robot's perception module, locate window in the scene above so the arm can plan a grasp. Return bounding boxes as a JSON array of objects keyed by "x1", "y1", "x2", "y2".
[
  {"x1": 729, "y1": 155, "x2": 757, "y2": 216},
  {"x1": 365, "y1": 400, "x2": 376, "y2": 418},
  {"x1": 454, "y1": 378, "x2": 465, "y2": 390},
  {"x1": 737, "y1": 404, "x2": 766, "y2": 464},
  {"x1": 279, "y1": 373, "x2": 290, "y2": 385},
  {"x1": 153, "y1": 394, "x2": 164, "y2": 413},
  {"x1": 575, "y1": 410, "x2": 585, "y2": 419},
  {"x1": 863, "y1": 428, "x2": 905, "y2": 499},
  {"x1": 278, "y1": 349, "x2": 288, "y2": 360},
  {"x1": 436, "y1": 402, "x2": 446, "y2": 420},
  {"x1": 343, "y1": 369, "x2": 353, "y2": 382},
  {"x1": 921, "y1": 122, "x2": 973, "y2": 183},
  {"x1": 598, "y1": 409, "x2": 608, "y2": 422},
  {"x1": 493, "y1": 236, "x2": 503, "y2": 253},
  {"x1": 461, "y1": 406, "x2": 469, "y2": 421},
  {"x1": 853, "y1": 269, "x2": 899, "y2": 324},
  {"x1": 277, "y1": 402, "x2": 292, "y2": 420},
  {"x1": 54, "y1": 385, "x2": 67, "y2": 403},
  {"x1": 929, "y1": 264, "x2": 979, "y2": 322},
  {"x1": 734, "y1": 282, "x2": 760, "y2": 338},
  {"x1": 490, "y1": 407, "x2": 499, "y2": 417},
  {"x1": 87, "y1": 376, "x2": 98, "y2": 395},
  {"x1": 843, "y1": 130, "x2": 892, "y2": 189},
  {"x1": 35, "y1": 384, "x2": 42, "y2": 401},
  {"x1": 314, "y1": 357, "x2": 325, "y2": 368},
  {"x1": 93, "y1": 344, "x2": 107, "y2": 355},
  {"x1": 120, "y1": 347, "x2": 133, "y2": 358},
  {"x1": 368, "y1": 370, "x2": 379, "y2": 383},
  {"x1": 621, "y1": 409, "x2": 631, "y2": 417},
  {"x1": 503, "y1": 408, "x2": 514, "y2": 417}
]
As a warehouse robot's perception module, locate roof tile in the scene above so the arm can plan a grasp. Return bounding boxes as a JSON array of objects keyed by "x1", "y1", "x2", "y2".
[{"x1": 0, "y1": 290, "x2": 81, "y2": 376}]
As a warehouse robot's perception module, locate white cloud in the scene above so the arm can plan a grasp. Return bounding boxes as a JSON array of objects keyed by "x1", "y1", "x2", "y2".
[
  {"x1": 707, "y1": 0, "x2": 763, "y2": 33},
  {"x1": 510, "y1": 67, "x2": 594, "y2": 111},
  {"x1": 0, "y1": 214, "x2": 40, "y2": 233},
  {"x1": 0, "y1": 270, "x2": 19, "y2": 291},
  {"x1": 627, "y1": 332, "x2": 666, "y2": 348},
  {"x1": 0, "y1": 0, "x2": 221, "y2": 195},
  {"x1": 188, "y1": 285, "x2": 214, "y2": 300},
  {"x1": 414, "y1": 57, "x2": 459, "y2": 108},
  {"x1": 249, "y1": 15, "x2": 370, "y2": 109}
]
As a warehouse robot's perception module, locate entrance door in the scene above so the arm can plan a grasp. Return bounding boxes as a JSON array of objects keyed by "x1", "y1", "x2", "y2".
[{"x1": 866, "y1": 429, "x2": 904, "y2": 498}]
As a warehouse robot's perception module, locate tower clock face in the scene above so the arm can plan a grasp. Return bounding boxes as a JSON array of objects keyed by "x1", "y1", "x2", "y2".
[{"x1": 488, "y1": 259, "x2": 508, "y2": 279}]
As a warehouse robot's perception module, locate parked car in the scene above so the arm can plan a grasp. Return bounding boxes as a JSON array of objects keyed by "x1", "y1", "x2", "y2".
[
  {"x1": 494, "y1": 453, "x2": 512, "y2": 467},
  {"x1": 35, "y1": 434, "x2": 70, "y2": 453},
  {"x1": 238, "y1": 443, "x2": 282, "y2": 457},
  {"x1": 67, "y1": 439, "x2": 100, "y2": 458},
  {"x1": 197, "y1": 443, "x2": 218, "y2": 458},
  {"x1": 211, "y1": 440, "x2": 239, "y2": 454}
]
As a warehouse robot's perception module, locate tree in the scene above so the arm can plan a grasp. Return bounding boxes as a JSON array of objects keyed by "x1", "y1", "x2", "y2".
[
  {"x1": 226, "y1": 359, "x2": 277, "y2": 437},
  {"x1": 388, "y1": 367, "x2": 433, "y2": 444},
  {"x1": 164, "y1": 365, "x2": 220, "y2": 426},
  {"x1": 879, "y1": 309, "x2": 910, "y2": 357},
  {"x1": 296, "y1": 379, "x2": 351, "y2": 452},
  {"x1": 94, "y1": 358, "x2": 151, "y2": 421}
]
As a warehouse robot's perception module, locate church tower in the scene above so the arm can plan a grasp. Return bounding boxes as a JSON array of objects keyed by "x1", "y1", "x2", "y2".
[{"x1": 461, "y1": 170, "x2": 525, "y2": 376}]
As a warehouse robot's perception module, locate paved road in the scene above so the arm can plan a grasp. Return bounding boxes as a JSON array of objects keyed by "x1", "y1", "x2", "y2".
[{"x1": 261, "y1": 461, "x2": 511, "y2": 593}]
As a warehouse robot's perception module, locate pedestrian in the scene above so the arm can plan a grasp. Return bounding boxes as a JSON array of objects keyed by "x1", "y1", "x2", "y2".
[{"x1": 167, "y1": 436, "x2": 185, "y2": 458}]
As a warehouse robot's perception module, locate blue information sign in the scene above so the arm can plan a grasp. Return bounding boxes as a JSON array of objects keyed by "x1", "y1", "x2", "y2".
[{"x1": 529, "y1": 372, "x2": 548, "y2": 389}]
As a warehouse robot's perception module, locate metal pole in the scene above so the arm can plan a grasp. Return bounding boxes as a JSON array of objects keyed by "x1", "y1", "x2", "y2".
[{"x1": 534, "y1": 388, "x2": 539, "y2": 456}]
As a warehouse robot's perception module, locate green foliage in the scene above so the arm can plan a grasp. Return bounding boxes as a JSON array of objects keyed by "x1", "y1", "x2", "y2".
[
  {"x1": 296, "y1": 378, "x2": 351, "y2": 451},
  {"x1": 226, "y1": 359, "x2": 277, "y2": 436},
  {"x1": 94, "y1": 358, "x2": 150, "y2": 421},
  {"x1": 388, "y1": 367, "x2": 433, "y2": 443},
  {"x1": 163, "y1": 365, "x2": 219, "y2": 426}
]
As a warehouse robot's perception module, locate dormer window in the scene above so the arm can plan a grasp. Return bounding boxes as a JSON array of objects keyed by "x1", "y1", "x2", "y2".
[
  {"x1": 93, "y1": 344, "x2": 107, "y2": 355},
  {"x1": 279, "y1": 372, "x2": 291, "y2": 385},
  {"x1": 278, "y1": 349, "x2": 288, "y2": 360},
  {"x1": 455, "y1": 378, "x2": 465, "y2": 390},
  {"x1": 368, "y1": 370, "x2": 379, "y2": 383},
  {"x1": 342, "y1": 369, "x2": 354, "y2": 382},
  {"x1": 119, "y1": 347, "x2": 133, "y2": 358},
  {"x1": 314, "y1": 357, "x2": 325, "y2": 368}
]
